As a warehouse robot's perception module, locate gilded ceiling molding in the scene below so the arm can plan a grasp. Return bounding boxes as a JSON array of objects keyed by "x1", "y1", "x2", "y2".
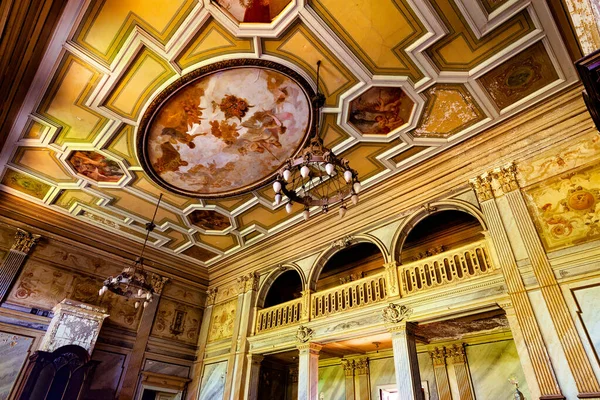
[{"x1": 11, "y1": 228, "x2": 40, "y2": 254}]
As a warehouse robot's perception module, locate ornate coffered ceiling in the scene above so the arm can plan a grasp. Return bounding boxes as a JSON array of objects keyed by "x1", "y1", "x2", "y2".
[{"x1": 0, "y1": 0, "x2": 578, "y2": 271}]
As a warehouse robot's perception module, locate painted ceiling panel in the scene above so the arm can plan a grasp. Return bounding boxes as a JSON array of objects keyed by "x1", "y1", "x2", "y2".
[{"x1": 0, "y1": 0, "x2": 578, "y2": 273}]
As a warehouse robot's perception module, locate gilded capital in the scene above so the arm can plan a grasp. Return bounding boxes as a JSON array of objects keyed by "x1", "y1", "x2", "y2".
[
  {"x1": 11, "y1": 229, "x2": 40, "y2": 254},
  {"x1": 149, "y1": 273, "x2": 169, "y2": 295},
  {"x1": 469, "y1": 174, "x2": 494, "y2": 202},
  {"x1": 493, "y1": 162, "x2": 520, "y2": 195},
  {"x1": 354, "y1": 357, "x2": 369, "y2": 375},
  {"x1": 447, "y1": 343, "x2": 467, "y2": 364},
  {"x1": 340, "y1": 359, "x2": 354, "y2": 376},
  {"x1": 429, "y1": 347, "x2": 447, "y2": 367},
  {"x1": 206, "y1": 287, "x2": 218, "y2": 306}
]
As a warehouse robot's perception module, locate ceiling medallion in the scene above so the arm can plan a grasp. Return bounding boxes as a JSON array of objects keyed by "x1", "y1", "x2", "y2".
[
  {"x1": 138, "y1": 59, "x2": 314, "y2": 198},
  {"x1": 273, "y1": 61, "x2": 360, "y2": 221},
  {"x1": 98, "y1": 194, "x2": 163, "y2": 308}
]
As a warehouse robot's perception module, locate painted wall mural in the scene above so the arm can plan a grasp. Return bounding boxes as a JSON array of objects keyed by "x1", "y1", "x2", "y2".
[
  {"x1": 348, "y1": 87, "x2": 414, "y2": 135},
  {"x1": 524, "y1": 160, "x2": 600, "y2": 251},
  {"x1": 151, "y1": 297, "x2": 202, "y2": 345},
  {"x1": 215, "y1": 0, "x2": 292, "y2": 23},
  {"x1": 207, "y1": 298, "x2": 237, "y2": 342},
  {"x1": 141, "y1": 63, "x2": 311, "y2": 197}
]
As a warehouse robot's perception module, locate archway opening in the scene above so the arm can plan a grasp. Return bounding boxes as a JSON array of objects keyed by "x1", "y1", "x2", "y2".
[
  {"x1": 316, "y1": 242, "x2": 384, "y2": 291},
  {"x1": 399, "y1": 210, "x2": 484, "y2": 263},
  {"x1": 263, "y1": 270, "x2": 303, "y2": 308}
]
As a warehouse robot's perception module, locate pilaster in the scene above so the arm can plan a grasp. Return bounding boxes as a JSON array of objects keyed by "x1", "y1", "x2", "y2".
[
  {"x1": 0, "y1": 229, "x2": 39, "y2": 301},
  {"x1": 430, "y1": 347, "x2": 452, "y2": 400},
  {"x1": 494, "y1": 163, "x2": 600, "y2": 398},
  {"x1": 341, "y1": 359, "x2": 355, "y2": 400},
  {"x1": 297, "y1": 341, "x2": 322, "y2": 400},
  {"x1": 470, "y1": 174, "x2": 562, "y2": 399},
  {"x1": 383, "y1": 303, "x2": 423, "y2": 400},
  {"x1": 354, "y1": 357, "x2": 371, "y2": 400},
  {"x1": 446, "y1": 344, "x2": 474, "y2": 400},
  {"x1": 245, "y1": 354, "x2": 263, "y2": 400},
  {"x1": 117, "y1": 273, "x2": 168, "y2": 400}
]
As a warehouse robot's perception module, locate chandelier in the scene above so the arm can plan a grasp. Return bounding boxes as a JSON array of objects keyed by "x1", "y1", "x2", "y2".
[
  {"x1": 273, "y1": 61, "x2": 360, "y2": 220},
  {"x1": 98, "y1": 194, "x2": 163, "y2": 309}
]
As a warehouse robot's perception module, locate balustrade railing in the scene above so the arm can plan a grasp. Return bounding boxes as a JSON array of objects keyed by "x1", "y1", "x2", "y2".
[
  {"x1": 399, "y1": 239, "x2": 494, "y2": 295},
  {"x1": 256, "y1": 297, "x2": 302, "y2": 333},
  {"x1": 311, "y1": 272, "x2": 388, "y2": 319}
]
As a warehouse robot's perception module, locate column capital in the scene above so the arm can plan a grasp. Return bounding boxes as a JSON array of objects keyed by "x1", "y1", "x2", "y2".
[
  {"x1": 354, "y1": 357, "x2": 369, "y2": 375},
  {"x1": 236, "y1": 271, "x2": 260, "y2": 294},
  {"x1": 11, "y1": 229, "x2": 40, "y2": 254},
  {"x1": 149, "y1": 273, "x2": 169, "y2": 295},
  {"x1": 492, "y1": 162, "x2": 520, "y2": 195},
  {"x1": 446, "y1": 343, "x2": 468, "y2": 364},
  {"x1": 469, "y1": 173, "x2": 494, "y2": 202},
  {"x1": 206, "y1": 287, "x2": 218, "y2": 307},
  {"x1": 429, "y1": 347, "x2": 447, "y2": 367},
  {"x1": 382, "y1": 303, "x2": 412, "y2": 325},
  {"x1": 388, "y1": 320, "x2": 417, "y2": 336},
  {"x1": 296, "y1": 342, "x2": 322, "y2": 354},
  {"x1": 340, "y1": 358, "x2": 354, "y2": 377}
]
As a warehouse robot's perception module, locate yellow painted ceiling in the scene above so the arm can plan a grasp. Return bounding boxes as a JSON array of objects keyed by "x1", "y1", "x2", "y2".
[{"x1": 0, "y1": 0, "x2": 576, "y2": 270}]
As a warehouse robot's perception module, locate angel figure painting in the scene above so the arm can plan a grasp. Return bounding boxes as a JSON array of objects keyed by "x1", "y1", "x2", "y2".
[
  {"x1": 68, "y1": 151, "x2": 124, "y2": 183},
  {"x1": 146, "y1": 66, "x2": 311, "y2": 197},
  {"x1": 349, "y1": 87, "x2": 414, "y2": 136},
  {"x1": 215, "y1": 0, "x2": 292, "y2": 23}
]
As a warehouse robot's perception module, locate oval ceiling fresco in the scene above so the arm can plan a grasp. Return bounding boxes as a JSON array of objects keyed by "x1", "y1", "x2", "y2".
[{"x1": 138, "y1": 60, "x2": 313, "y2": 197}]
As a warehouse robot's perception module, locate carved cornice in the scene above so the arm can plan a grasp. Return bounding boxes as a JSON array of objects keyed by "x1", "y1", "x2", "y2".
[
  {"x1": 382, "y1": 303, "x2": 411, "y2": 324},
  {"x1": 446, "y1": 343, "x2": 468, "y2": 364},
  {"x1": 296, "y1": 325, "x2": 314, "y2": 343},
  {"x1": 206, "y1": 287, "x2": 218, "y2": 306},
  {"x1": 11, "y1": 228, "x2": 40, "y2": 254},
  {"x1": 492, "y1": 162, "x2": 519, "y2": 195},
  {"x1": 429, "y1": 347, "x2": 447, "y2": 367},
  {"x1": 469, "y1": 173, "x2": 494, "y2": 202}
]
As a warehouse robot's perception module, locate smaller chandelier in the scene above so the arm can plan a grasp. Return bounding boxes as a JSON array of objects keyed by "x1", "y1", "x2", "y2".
[
  {"x1": 273, "y1": 61, "x2": 360, "y2": 220},
  {"x1": 99, "y1": 194, "x2": 163, "y2": 309}
]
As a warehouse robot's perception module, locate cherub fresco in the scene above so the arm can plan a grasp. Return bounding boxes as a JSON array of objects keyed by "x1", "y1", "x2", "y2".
[
  {"x1": 349, "y1": 87, "x2": 414, "y2": 135},
  {"x1": 68, "y1": 151, "x2": 124, "y2": 182}
]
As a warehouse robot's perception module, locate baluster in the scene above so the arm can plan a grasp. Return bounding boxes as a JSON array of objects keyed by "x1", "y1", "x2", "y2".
[
  {"x1": 366, "y1": 280, "x2": 373, "y2": 304},
  {"x1": 325, "y1": 293, "x2": 330, "y2": 315},
  {"x1": 410, "y1": 268, "x2": 418, "y2": 293},
  {"x1": 344, "y1": 287, "x2": 350, "y2": 309},
  {"x1": 282, "y1": 305, "x2": 288, "y2": 325},
  {"x1": 337, "y1": 290, "x2": 343, "y2": 311},
  {"x1": 374, "y1": 279, "x2": 380, "y2": 301},
  {"x1": 471, "y1": 247, "x2": 481, "y2": 274},
  {"x1": 358, "y1": 283, "x2": 365, "y2": 306}
]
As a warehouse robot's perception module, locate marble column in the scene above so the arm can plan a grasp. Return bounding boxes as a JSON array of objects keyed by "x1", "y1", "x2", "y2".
[
  {"x1": 297, "y1": 342, "x2": 321, "y2": 400},
  {"x1": 186, "y1": 287, "x2": 217, "y2": 400},
  {"x1": 446, "y1": 344, "x2": 474, "y2": 400},
  {"x1": 493, "y1": 163, "x2": 600, "y2": 398},
  {"x1": 117, "y1": 273, "x2": 168, "y2": 400},
  {"x1": 246, "y1": 354, "x2": 263, "y2": 400},
  {"x1": 0, "y1": 229, "x2": 39, "y2": 301},
  {"x1": 470, "y1": 174, "x2": 562, "y2": 399},
  {"x1": 229, "y1": 272, "x2": 260, "y2": 400},
  {"x1": 429, "y1": 347, "x2": 452, "y2": 400},
  {"x1": 354, "y1": 357, "x2": 371, "y2": 400},
  {"x1": 341, "y1": 359, "x2": 355, "y2": 400}
]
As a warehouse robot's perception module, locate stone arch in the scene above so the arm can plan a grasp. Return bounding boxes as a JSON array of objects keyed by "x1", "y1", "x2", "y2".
[
  {"x1": 391, "y1": 199, "x2": 487, "y2": 264},
  {"x1": 256, "y1": 263, "x2": 306, "y2": 308},
  {"x1": 307, "y1": 233, "x2": 390, "y2": 291}
]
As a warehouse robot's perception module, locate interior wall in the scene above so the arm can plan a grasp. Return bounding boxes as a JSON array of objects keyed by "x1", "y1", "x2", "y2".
[{"x1": 318, "y1": 364, "x2": 345, "y2": 400}]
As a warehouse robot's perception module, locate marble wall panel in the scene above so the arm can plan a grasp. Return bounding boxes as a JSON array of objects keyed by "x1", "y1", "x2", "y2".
[
  {"x1": 572, "y1": 284, "x2": 600, "y2": 362},
  {"x1": 144, "y1": 359, "x2": 190, "y2": 378},
  {"x1": 0, "y1": 331, "x2": 34, "y2": 400},
  {"x1": 83, "y1": 349, "x2": 127, "y2": 400},
  {"x1": 207, "y1": 298, "x2": 237, "y2": 343},
  {"x1": 466, "y1": 340, "x2": 530, "y2": 400},
  {"x1": 151, "y1": 297, "x2": 202, "y2": 345},
  {"x1": 199, "y1": 361, "x2": 227, "y2": 400},
  {"x1": 318, "y1": 364, "x2": 345, "y2": 400}
]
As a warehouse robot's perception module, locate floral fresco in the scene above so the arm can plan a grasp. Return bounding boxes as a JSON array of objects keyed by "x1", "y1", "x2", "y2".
[
  {"x1": 188, "y1": 210, "x2": 231, "y2": 231},
  {"x1": 67, "y1": 151, "x2": 124, "y2": 183},
  {"x1": 1, "y1": 169, "x2": 51, "y2": 199},
  {"x1": 524, "y1": 161, "x2": 600, "y2": 251},
  {"x1": 151, "y1": 298, "x2": 202, "y2": 345},
  {"x1": 215, "y1": 0, "x2": 292, "y2": 23},
  {"x1": 145, "y1": 66, "x2": 310, "y2": 197},
  {"x1": 348, "y1": 86, "x2": 414, "y2": 135},
  {"x1": 207, "y1": 298, "x2": 237, "y2": 342}
]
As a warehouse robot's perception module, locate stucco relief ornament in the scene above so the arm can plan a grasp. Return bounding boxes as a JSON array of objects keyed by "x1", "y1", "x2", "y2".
[
  {"x1": 382, "y1": 303, "x2": 411, "y2": 324},
  {"x1": 493, "y1": 162, "x2": 520, "y2": 194},
  {"x1": 12, "y1": 229, "x2": 40, "y2": 254},
  {"x1": 331, "y1": 235, "x2": 354, "y2": 249},
  {"x1": 469, "y1": 173, "x2": 494, "y2": 202},
  {"x1": 296, "y1": 325, "x2": 314, "y2": 343},
  {"x1": 206, "y1": 287, "x2": 218, "y2": 306}
]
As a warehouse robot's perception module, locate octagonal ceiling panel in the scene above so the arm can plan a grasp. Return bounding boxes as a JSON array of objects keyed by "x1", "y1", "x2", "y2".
[{"x1": 0, "y1": 0, "x2": 578, "y2": 271}]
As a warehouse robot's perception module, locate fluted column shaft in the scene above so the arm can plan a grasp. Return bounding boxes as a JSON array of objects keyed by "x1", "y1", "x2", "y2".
[
  {"x1": 430, "y1": 348, "x2": 452, "y2": 400},
  {"x1": 0, "y1": 229, "x2": 39, "y2": 301},
  {"x1": 447, "y1": 344, "x2": 474, "y2": 400},
  {"x1": 390, "y1": 321, "x2": 423, "y2": 400}
]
